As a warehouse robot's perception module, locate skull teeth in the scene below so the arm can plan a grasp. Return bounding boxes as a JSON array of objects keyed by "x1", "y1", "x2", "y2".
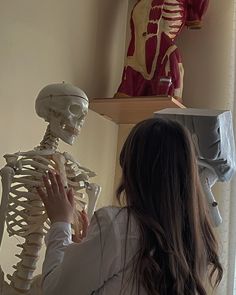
[{"x1": 61, "y1": 123, "x2": 79, "y2": 135}]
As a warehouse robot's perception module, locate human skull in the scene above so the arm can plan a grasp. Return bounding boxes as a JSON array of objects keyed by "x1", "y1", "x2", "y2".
[{"x1": 35, "y1": 83, "x2": 89, "y2": 145}]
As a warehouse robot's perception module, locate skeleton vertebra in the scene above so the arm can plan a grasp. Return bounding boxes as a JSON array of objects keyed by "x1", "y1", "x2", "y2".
[{"x1": 0, "y1": 83, "x2": 101, "y2": 295}]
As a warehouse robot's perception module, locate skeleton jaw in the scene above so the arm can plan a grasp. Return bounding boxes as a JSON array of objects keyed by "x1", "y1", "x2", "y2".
[{"x1": 49, "y1": 117, "x2": 83, "y2": 145}]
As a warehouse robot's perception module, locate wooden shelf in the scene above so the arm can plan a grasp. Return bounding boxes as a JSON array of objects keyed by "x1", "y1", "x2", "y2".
[{"x1": 89, "y1": 96, "x2": 186, "y2": 124}]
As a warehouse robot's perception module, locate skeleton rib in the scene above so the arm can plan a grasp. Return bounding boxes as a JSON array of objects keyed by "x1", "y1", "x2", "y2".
[
  {"x1": 20, "y1": 160, "x2": 50, "y2": 171},
  {"x1": 12, "y1": 177, "x2": 42, "y2": 187},
  {"x1": 10, "y1": 189, "x2": 39, "y2": 200},
  {"x1": 15, "y1": 170, "x2": 43, "y2": 178},
  {"x1": 32, "y1": 155, "x2": 55, "y2": 166},
  {"x1": 67, "y1": 179, "x2": 85, "y2": 189}
]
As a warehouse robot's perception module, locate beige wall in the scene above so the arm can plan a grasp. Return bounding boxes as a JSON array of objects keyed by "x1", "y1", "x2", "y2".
[
  {"x1": 178, "y1": 3, "x2": 235, "y2": 293},
  {"x1": 0, "y1": 0, "x2": 128, "y2": 276},
  {"x1": 177, "y1": 1, "x2": 235, "y2": 110},
  {"x1": 0, "y1": 0, "x2": 235, "y2": 291}
]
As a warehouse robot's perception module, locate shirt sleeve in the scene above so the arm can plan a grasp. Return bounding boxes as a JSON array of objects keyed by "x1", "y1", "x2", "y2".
[
  {"x1": 43, "y1": 222, "x2": 72, "y2": 279},
  {"x1": 186, "y1": 0, "x2": 209, "y2": 29},
  {"x1": 42, "y1": 208, "x2": 121, "y2": 295}
]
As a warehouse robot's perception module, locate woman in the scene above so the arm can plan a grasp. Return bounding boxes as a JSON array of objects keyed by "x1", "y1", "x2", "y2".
[{"x1": 38, "y1": 118, "x2": 223, "y2": 295}]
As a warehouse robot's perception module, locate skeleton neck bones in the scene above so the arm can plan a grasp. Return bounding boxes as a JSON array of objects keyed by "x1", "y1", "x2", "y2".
[{"x1": 0, "y1": 83, "x2": 101, "y2": 295}]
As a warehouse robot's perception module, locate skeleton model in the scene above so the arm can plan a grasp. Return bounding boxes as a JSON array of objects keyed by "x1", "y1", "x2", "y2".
[
  {"x1": 155, "y1": 108, "x2": 236, "y2": 226},
  {"x1": 0, "y1": 83, "x2": 101, "y2": 295},
  {"x1": 116, "y1": 0, "x2": 209, "y2": 98}
]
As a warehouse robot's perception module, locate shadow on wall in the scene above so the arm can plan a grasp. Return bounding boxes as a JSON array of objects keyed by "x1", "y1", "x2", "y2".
[{"x1": 91, "y1": 0, "x2": 128, "y2": 98}]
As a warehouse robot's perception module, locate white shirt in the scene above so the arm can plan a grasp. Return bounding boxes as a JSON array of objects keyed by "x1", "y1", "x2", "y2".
[{"x1": 42, "y1": 206, "x2": 145, "y2": 295}]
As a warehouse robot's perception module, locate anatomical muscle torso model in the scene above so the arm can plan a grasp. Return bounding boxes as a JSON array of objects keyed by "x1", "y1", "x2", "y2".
[{"x1": 116, "y1": 0, "x2": 209, "y2": 99}]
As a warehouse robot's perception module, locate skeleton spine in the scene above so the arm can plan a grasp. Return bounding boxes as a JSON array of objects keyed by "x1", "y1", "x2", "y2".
[
  {"x1": 9, "y1": 188, "x2": 45, "y2": 293},
  {"x1": 39, "y1": 125, "x2": 59, "y2": 151},
  {"x1": 7, "y1": 128, "x2": 59, "y2": 293},
  {"x1": 9, "y1": 232, "x2": 44, "y2": 293}
]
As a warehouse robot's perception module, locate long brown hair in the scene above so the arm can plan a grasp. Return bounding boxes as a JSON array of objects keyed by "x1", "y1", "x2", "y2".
[{"x1": 116, "y1": 118, "x2": 223, "y2": 295}]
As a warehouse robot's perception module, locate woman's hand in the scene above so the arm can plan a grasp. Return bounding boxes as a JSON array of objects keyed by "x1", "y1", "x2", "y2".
[
  {"x1": 37, "y1": 170, "x2": 75, "y2": 224},
  {"x1": 72, "y1": 210, "x2": 89, "y2": 243}
]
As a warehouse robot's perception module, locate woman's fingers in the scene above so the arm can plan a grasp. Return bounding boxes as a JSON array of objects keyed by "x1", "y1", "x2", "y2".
[
  {"x1": 71, "y1": 211, "x2": 89, "y2": 243},
  {"x1": 36, "y1": 186, "x2": 48, "y2": 203},
  {"x1": 43, "y1": 174, "x2": 54, "y2": 198},
  {"x1": 48, "y1": 170, "x2": 60, "y2": 196},
  {"x1": 42, "y1": 171, "x2": 68, "y2": 201},
  {"x1": 80, "y1": 210, "x2": 89, "y2": 238},
  {"x1": 36, "y1": 171, "x2": 75, "y2": 223},
  {"x1": 36, "y1": 187, "x2": 50, "y2": 215},
  {"x1": 56, "y1": 173, "x2": 67, "y2": 197},
  {"x1": 72, "y1": 234, "x2": 82, "y2": 243},
  {"x1": 80, "y1": 210, "x2": 89, "y2": 226},
  {"x1": 67, "y1": 188, "x2": 75, "y2": 207}
]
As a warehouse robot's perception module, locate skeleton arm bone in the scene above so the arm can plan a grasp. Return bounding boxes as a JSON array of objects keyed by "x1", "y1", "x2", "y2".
[
  {"x1": 198, "y1": 160, "x2": 222, "y2": 227},
  {"x1": 85, "y1": 183, "x2": 101, "y2": 220},
  {"x1": 0, "y1": 166, "x2": 15, "y2": 247}
]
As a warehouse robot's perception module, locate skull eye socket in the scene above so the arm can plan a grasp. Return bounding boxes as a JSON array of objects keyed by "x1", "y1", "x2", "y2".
[{"x1": 69, "y1": 104, "x2": 81, "y2": 115}]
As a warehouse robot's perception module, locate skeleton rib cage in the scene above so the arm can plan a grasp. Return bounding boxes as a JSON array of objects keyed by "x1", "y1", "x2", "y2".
[{"x1": 0, "y1": 149, "x2": 99, "y2": 294}]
